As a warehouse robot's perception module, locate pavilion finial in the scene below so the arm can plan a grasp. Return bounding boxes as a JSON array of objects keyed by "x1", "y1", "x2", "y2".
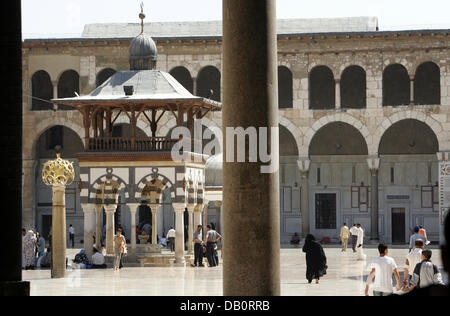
[{"x1": 139, "y1": 2, "x2": 146, "y2": 34}]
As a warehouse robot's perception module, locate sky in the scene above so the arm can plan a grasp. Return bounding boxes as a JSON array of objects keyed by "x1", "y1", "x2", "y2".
[{"x1": 22, "y1": 0, "x2": 450, "y2": 38}]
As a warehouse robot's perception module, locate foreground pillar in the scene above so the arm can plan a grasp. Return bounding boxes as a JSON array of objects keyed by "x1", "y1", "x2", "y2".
[
  {"x1": 223, "y1": 0, "x2": 280, "y2": 296},
  {"x1": 95, "y1": 204, "x2": 102, "y2": 250},
  {"x1": 82, "y1": 203, "x2": 96, "y2": 258},
  {"x1": 104, "y1": 205, "x2": 117, "y2": 255},
  {"x1": 298, "y1": 158, "x2": 311, "y2": 238},
  {"x1": 42, "y1": 153, "x2": 75, "y2": 279},
  {"x1": 214, "y1": 201, "x2": 222, "y2": 234},
  {"x1": 128, "y1": 203, "x2": 139, "y2": 254},
  {"x1": 367, "y1": 156, "x2": 380, "y2": 241},
  {"x1": 0, "y1": 0, "x2": 30, "y2": 295},
  {"x1": 150, "y1": 204, "x2": 159, "y2": 245},
  {"x1": 173, "y1": 203, "x2": 186, "y2": 265}
]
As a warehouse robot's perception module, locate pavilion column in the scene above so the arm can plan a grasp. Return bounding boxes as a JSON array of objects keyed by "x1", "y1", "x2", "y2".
[
  {"x1": 410, "y1": 75, "x2": 415, "y2": 104},
  {"x1": 128, "y1": 204, "x2": 139, "y2": 254},
  {"x1": 173, "y1": 203, "x2": 186, "y2": 265},
  {"x1": 104, "y1": 204, "x2": 117, "y2": 255},
  {"x1": 51, "y1": 184, "x2": 67, "y2": 278},
  {"x1": 367, "y1": 156, "x2": 380, "y2": 241},
  {"x1": 202, "y1": 200, "x2": 209, "y2": 240},
  {"x1": 81, "y1": 203, "x2": 96, "y2": 259},
  {"x1": 335, "y1": 79, "x2": 341, "y2": 109},
  {"x1": 194, "y1": 204, "x2": 203, "y2": 229},
  {"x1": 297, "y1": 158, "x2": 311, "y2": 238},
  {"x1": 214, "y1": 201, "x2": 222, "y2": 234},
  {"x1": 150, "y1": 204, "x2": 159, "y2": 245},
  {"x1": 187, "y1": 204, "x2": 195, "y2": 254},
  {"x1": 223, "y1": 0, "x2": 280, "y2": 296},
  {"x1": 94, "y1": 204, "x2": 102, "y2": 250},
  {"x1": 436, "y1": 152, "x2": 450, "y2": 244}
]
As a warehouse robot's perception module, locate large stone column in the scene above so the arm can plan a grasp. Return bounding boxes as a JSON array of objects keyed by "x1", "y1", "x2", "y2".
[
  {"x1": 173, "y1": 203, "x2": 186, "y2": 265},
  {"x1": 150, "y1": 204, "x2": 159, "y2": 245},
  {"x1": 95, "y1": 204, "x2": 102, "y2": 250},
  {"x1": 81, "y1": 204, "x2": 96, "y2": 259},
  {"x1": 223, "y1": 0, "x2": 280, "y2": 296},
  {"x1": 298, "y1": 158, "x2": 311, "y2": 238},
  {"x1": 104, "y1": 205, "x2": 117, "y2": 255},
  {"x1": 51, "y1": 185, "x2": 67, "y2": 278},
  {"x1": 367, "y1": 156, "x2": 380, "y2": 241},
  {"x1": 187, "y1": 204, "x2": 195, "y2": 254},
  {"x1": 128, "y1": 204, "x2": 139, "y2": 254},
  {"x1": 194, "y1": 204, "x2": 203, "y2": 228}
]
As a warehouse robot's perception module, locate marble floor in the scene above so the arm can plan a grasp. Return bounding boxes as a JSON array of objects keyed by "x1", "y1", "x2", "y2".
[{"x1": 23, "y1": 246, "x2": 446, "y2": 296}]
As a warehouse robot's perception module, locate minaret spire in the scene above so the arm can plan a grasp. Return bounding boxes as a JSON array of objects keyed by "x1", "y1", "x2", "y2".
[{"x1": 139, "y1": 2, "x2": 146, "y2": 34}]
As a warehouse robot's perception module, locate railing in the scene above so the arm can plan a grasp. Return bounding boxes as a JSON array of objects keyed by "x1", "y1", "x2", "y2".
[{"x1": 87, "y1": 137, "x2": 179, "y2": 152}]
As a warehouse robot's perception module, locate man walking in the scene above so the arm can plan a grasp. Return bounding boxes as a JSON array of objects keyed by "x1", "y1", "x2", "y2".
[
  {"x1": 356, "y1": 224, "x2": 366, "y2": 261},
  {"x1": 409, "y1": 226, "x2": 426, "y2": 252},
  {"x1": 365, "y1": 243, "x2": 401, "y2": 296},
  {"x1": 69, "y1": 224, "x2": 75, "y2": 248},
  {"x1": 349, "y1": 224, "x2": 358, "y2": 253},
  {"x1": 166, "y1": 227, "x2": 176, "y2": 252},
  {"x1": 205, "y1": 224, "x2": 222, "y2": 267},
  {"x1": 340, "y1": 223, "x2": 350, "y2": 252},
  {"x1": 191, "y1": 225, "x2": 204, "y2": 267},
  {"x1": 403, "y1": 239, "x2": 424, "y2": 289}
]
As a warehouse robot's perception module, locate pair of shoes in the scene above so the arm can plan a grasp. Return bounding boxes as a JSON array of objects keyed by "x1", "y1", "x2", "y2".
[
  {"x1": 198, "y1": 264, "x2": 205, "y2": 267},
  {"x1": 191, "y1": 264, "x2": 197, "y2": 267}
]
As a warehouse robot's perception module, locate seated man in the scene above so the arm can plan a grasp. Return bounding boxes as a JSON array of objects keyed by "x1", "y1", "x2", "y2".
[
  {"x1": 91, "y1": 247, "x2": 107, "y2": 269},
  {"x1": 73, "y1": 249, "x2": 90, "y2": 266},
  {"x1": 290, "y1": 233, "x2": 301, "y2": 245}
]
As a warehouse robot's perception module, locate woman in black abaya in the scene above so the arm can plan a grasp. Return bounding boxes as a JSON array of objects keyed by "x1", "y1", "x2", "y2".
[{"x1": 302, "y1": 234, "x2": 328, "y2": 284}]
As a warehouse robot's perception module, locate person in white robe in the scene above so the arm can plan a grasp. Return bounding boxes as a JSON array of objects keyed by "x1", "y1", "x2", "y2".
[{"x1": 356, "y1": 224, "x2": 366, "y2": 261}]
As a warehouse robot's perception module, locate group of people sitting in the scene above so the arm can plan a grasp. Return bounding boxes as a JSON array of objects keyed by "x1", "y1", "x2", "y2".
[{"x1": 72, "y1": 247, "x2": 107, "y2": 269}]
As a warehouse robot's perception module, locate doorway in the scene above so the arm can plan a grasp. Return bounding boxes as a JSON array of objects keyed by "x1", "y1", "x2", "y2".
[
  {"x1": 42, "y1": 215, "x2": 52, "y2": 242},
  {"x1": 392, "y1": 208, "x2": 406, "y2": 244}
]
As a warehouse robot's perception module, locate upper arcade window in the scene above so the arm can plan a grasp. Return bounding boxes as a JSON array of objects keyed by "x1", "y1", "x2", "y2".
[
  {"x1": 309, "y1": 66, "x2": 335, "y2": 110},
  {"x1": 170, "y1": 67, "x2": 194, "y2": 94},
  {"x1": 96, "y1": 68, "x2": 116, "y2": 87},
  {"x1": 414, "y1": 62, "x2": 440, "y2": 105},
  {"x1": 383, "y1": 64, "x2": 410, "y2": 106},
  {"x1": 57, "y1": 70, "x2": 80, "y2": 110},
  {"x1": 341, "y1": 65, "x2": 366, "y2": 109},
  {"x1": 278, "y1": 66, "x2": 293, "y2": 109},
  {"x1": 197, "y1": 66, "x2": 221, "y2": 102},
  {"x1": 31, "y1": 70, "x2": 53, "y2": 111}
]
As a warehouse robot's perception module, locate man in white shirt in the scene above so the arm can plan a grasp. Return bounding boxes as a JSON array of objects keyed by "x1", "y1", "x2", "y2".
[
  {"x1": 365, "y1": 243, "x2": 401, "y2": 296},
  {"x1": 403, "y1": 239, "x2": 424, "y2": 288},
  {"x1": 356, "y1": 224, "x2": 366, "y2": 261},
  {"x1": 349, "y1": 224, "x2": 358, "y2": 253},
  {"x1": 91, "y1": 247, "x2": 107, "y2": 269},
  {"x1": 166, "y1": 227, "x2": 176, "y2": 252}
]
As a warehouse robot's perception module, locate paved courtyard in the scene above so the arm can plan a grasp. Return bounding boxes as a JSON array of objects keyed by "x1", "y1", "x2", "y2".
[{"x1": 22, "y1": 247, "x2": 446, "y2": 296}]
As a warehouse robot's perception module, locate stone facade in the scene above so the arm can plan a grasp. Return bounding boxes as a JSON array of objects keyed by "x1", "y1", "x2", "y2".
[{"x1": 22, "y1": 27, "x2": 450, "y2": 244}]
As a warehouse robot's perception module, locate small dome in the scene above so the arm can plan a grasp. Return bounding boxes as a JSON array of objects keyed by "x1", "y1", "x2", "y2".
[
  {"x1": 129, "y1": 33, "x2": 158, "y2": 70},
  {"x1": 205, "y1": 153, "x2": 223, "y2": 187}
]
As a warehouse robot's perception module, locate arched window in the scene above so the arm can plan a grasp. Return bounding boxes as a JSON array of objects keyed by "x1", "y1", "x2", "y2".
[
  {"x1": 58, "y1": 70, "x2": 79, "y2": 110},
  {"x1": 96, "y1": 68, "x2": 116, "y2": 87},
  {"x1": 197, "y1": 66, "x2": 221, "y2": 102},
  {"x1": 170, "y1": 67, "x2": 193, "y2": 94},
  {"x1": 414, "y1": 62, "x2": 440, "y2": 105},
  {"x1": 309, "y1": 66, "x2": 335, "y2": 110},
  {"x1": 278, "y1": 66, "x2": 293, "y2": 109},
  {"x1": 383, "y1": 64, "x2": 410, "y2": 106},
  {"x1": 341, "y1": 66, "x2": 366, "y2": 109},
  {"x1": 31, "y1": 70, "x2": 53, "y2": 111}
]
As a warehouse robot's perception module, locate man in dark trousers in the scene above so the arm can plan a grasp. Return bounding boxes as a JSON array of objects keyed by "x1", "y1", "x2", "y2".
[
  {"x1": 349, "y1": 224, "x2": 358, "y2": 253},
  {"x1": 205, "y1": 225, "x2": 222, "y2": 267},
  {"x1": 191, "y1": 225, "x2": 204, "y2": 267}
]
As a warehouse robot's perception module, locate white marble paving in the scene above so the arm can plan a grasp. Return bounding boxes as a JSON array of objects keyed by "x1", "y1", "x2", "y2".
[{"x1": 23, "y1": 247, "x2": 445, "y2": 296}]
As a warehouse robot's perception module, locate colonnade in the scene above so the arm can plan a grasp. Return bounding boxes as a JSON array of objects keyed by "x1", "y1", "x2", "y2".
[{"x1": 80, "y1": 201, "x2": 211, "y2": 263}]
